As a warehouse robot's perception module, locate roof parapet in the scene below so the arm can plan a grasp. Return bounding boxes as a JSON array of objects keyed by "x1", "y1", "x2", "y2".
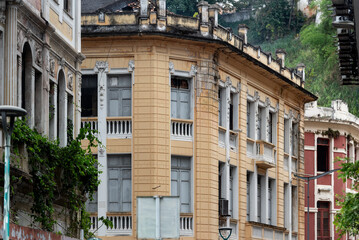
[
  {"x1": 238, "y1": 24, "x2": 249, "y2": 45},
  {"x1": 276, "y1": 49, "x2": 286, "y2": 68},
  {"x1": 81, "y1": 2, "x2": 309, "y2": 89}
]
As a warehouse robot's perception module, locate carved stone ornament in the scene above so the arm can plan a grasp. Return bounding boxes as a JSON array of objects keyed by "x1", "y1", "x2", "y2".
[
  {"x1": 190, "y1": 65, "x2": 197, "y2": 77},
  {"x1": 254, "y1": 91, "x2": 260, "y2": 101},
  {"x1": 77, "y1": 74, "x2": 82, "y2": 108},
  {"x1": 169, "y1": 62, "x2": 175, "y2": 74},
  {"x1": 67, "y1": 72, "x2": 73, "y2": 91},
  {"x1": 59, "y1": 58, "x2": 66, "y2": 67},
  {"x1": 49, "y1": 57, "x2": 55, "y2": 76},
  {"x1": 128, "y1": 60, "x2": 135, "y2": 72},
  {"x1": 95, "y1": 61, "x2": 109, "y2": 110},
  {"x1": 25, "y1": 29, "x2": 32, "y2": 40},
  {"x1": 0, "y1": 1, "x2": 5, "y2": 24},
  {"x1": 225, "y1": 77, "x2": 232, "y2": 87},
  {"x1": 17, "y1": 29, "x2": 22, "y2": 51},
  {"x1": 99, "y1": 146, "x2": 105, "y2": 156},
  {"x1": 35, "y1": 45, "x2": 42, "y2": 66},
  {"x1": 265, "y1": 97, "x2": 271, "y2": 107}
]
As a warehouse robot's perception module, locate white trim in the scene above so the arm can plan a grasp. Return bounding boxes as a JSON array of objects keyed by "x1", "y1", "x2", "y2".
[{"x1": 304, "y1": 146, "x2": 315, "y2": 151}]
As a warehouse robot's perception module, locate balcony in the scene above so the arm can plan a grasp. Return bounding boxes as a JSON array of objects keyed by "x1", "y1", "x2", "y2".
[
  {"x1": 107, "y1": 117, "x2": 132, "y2": 138},
  {"x1": 81, "y1": 117, "x2": 132, "y2": 138},
  {"x1": 255, "y1": 140, "x2": 276, "y2": 169},
  {"x1": 246, "y1": 222, "x2": 289, "y2": 240},
  {"x1": 180, "y1": 214, "x2": 193, "y2": 236},
  {"x1": 218, "y1": 128, "x2": 238, "y2": 152},
  {"x1": 81, "y1": 117, "x2": 98, "y2": 132},
  {"x1": 171, "y1": 119, "x2": 193, "y2": 141},
  {"x1": 89, "y1": 214, "x2": 132, "y2": 236}
]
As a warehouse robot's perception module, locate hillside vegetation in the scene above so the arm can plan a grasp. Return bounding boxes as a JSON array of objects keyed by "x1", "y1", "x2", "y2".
[{"x1": 167, "y1": 0, "x2": 359, "y2": 116}]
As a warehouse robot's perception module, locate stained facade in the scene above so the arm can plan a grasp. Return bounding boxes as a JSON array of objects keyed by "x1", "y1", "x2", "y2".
[
  {"x1": 81, "y1": 0, "x2": 316, "y2": 239},
  {"x1": 304, "y1": 100, "x2": 359, "y2": 240},
  {"x1": 0, "y1": 0, "x2": 82, "y2": 233}
]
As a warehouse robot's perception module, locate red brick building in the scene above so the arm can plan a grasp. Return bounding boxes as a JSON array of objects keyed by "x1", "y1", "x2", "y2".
[{"x1": 304, "y1": 100, "x2": 359, "y2": 240}]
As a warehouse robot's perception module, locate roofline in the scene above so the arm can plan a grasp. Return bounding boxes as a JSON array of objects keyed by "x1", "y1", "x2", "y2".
[{"x1": 82, "y1": 27, "x2": 317, "y2": 101}]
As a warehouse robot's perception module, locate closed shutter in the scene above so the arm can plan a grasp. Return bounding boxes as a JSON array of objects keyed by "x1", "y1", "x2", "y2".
[
  {"x1": 121, "y1": 88, "x2": 131, "y2": 116},
  {"x1": 171, "y1": 89, "x2": 178, "y2": 118},
  {"x1": 179, "y1": 90, "x2": 190, "y2": 119},
  {"x1": 108, "y1": 89, "x2": 120, "y2": 117},
  {"x1": 246, "y1": 173, "x2": 250, "y2": 220},
  {"x1": 121, "y1": 168, "x2": 132, "y2": 212},
  {"x1": 171, "y1": 156, "x2": 191, "y2": 213},
  {"x1": 107, "y1": 75, "x2": 132, "y2": 117},
  {"x1": 108, "y1": 168, "x2": 120, "y2": 212},
  {"x1": 257, "y1": 176, "x2": 261, "y2": 222},
  {"x1": 87, "y1": 191, "x2": 98, "y2": 213},
  {"x1": 180, "y1": 170, "x2": 191, "y2": 213},
  {"x1": 268, "y1": 182, "x2": 272, "y2": 224}
]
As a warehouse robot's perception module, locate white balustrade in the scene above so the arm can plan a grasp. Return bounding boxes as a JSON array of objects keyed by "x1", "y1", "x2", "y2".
[
  {"x1": 107, "y1": 119, "x2": 132, "y2": 138},
  {"x1": 180, "y1": 216, "x2": 193, "y2": 236},
  {"x1": 81, "y1": 118, "x2": 98, "y2": 132},
  {"x1": 171, "y1": 120, "x2": 193, "y2": 141},
  {"x1": 107, "y1": 215, "x2": 132, "y2": 235},
  {"x1": 89, "y1": 216, "x2": 98, "y2": 232}
]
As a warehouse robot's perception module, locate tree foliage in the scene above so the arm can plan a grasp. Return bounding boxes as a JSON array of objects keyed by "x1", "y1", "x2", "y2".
[
  {"x1": 334, "y1": 158, "x2": 359, "y2": 237},
  {"x1": 11, "y1": 120, "x2": 100, "y2": 238}
]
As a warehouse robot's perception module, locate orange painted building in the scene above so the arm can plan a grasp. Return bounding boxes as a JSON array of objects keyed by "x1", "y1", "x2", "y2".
[{"x1": 81, "y1": 1, "x2": 316, "y2": 239}]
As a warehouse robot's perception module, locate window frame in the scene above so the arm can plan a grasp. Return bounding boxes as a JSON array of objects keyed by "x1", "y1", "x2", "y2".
[
  {"x1": 317, "y1": 201, "x2": 330, "y2": 240},
  {"x1": 169, "y1": 64, "x2": 195, "y2": 121},
  {"x1": 317, "y1": 138, "x2": 330, "y2": 172},
  {"x1": 107, "y1": 74, "x2": 132, "y2": 117},
  {"x1": 81, "y1": 74, "x2": 98, "y2": 117},
  {"x1": 171, "y1": 156, "x2": 193, "y2": 214},
  {"x1": 107, "y1": 154, "x2": 132, "y2": 213}
]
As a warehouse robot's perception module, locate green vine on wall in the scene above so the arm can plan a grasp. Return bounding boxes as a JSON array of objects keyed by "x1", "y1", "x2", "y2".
[
  {"x1": 321, "y1": 128, "x2": 340, "y2": 139},
  {"x1": 11, "y1": 119, "x2": 100, "y2": 237}
]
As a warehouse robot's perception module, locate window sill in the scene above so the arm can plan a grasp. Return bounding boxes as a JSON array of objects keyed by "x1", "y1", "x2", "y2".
[
  {"x1": 246, "y1": 221, "x2": 286, "y2": 232},
  {"x1": 171, "y1": 118, "x2": 193, "y2": 123},
  {"x1": 64, "y1": 9, "x2": 73, "y2": 20}
]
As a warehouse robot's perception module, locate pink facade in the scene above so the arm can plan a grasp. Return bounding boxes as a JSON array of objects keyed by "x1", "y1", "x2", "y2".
[{"x1": 304, "y1": 100, "x2": 359, "y2": 240}]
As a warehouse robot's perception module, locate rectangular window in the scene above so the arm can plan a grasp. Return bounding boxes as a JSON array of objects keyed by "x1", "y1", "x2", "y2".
[
  {"x1": 284, "y1": 119, "x2": 290, "y2": 154},
  {"x1": 268, "y1": 179, "x2": 273, "y2": 224},
  {"x1": 246, "y1": 172, "x2": 251, "y2": 221},
  {"x1": 317, "y1": 138, "x2": 329, "y2": 172},
  {"x1": 107, "y1": 75, "x2": 132, "y2": 117},
  {"x1": 82, "y1": 74, "x2": 98, "y2": 117},
  {"x1": 317, "y1": 202, "x2": 330, "y2": 239},
  {"x1": 229, "y1": 93, "x2": 234, "y2": 130},
  {"x1": 291, "y1": 122, "x2": 298, "y2": 157},
  {"x1": 107, "y1": 155, "x2": 132, "y2": 212},
  {"x1": 64, "y1": 0, "x2": 71, "y2": 14},
  {"x1": 247, "y1": 101, "x2": 254, "y2": 138},
  {"x1": 171, "y1": 156, "x2": 191, "y2": 213},
  {"x1": 171, "y1": 77, "x2": 190, "y2": 119},
  {"x1": 218, "y1": 87, "x2": 225, "y2": 127},
  {"x1": 218, "y1": 163, "x2": 235, "y2": 218},
  {"x1": 284, "y1": 183, "x2": 289, "y2": 229},
  {"x1": 292, "y1": 186, "x2": 298, "y2": 231},
  {"x1": 257, "y1": 107, "x2": 264, "y2": 140},
  {"x1": 257, "y1": 175, "x2": 262, "y2": 222}
]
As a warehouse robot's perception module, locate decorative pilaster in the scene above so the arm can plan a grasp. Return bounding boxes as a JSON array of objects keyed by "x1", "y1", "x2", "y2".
[
  {"x1": 94, "y1": 60, "x2": 109, "y2": 236},
  {"x1": 4, "y1": 2, "x2": 20, "y2": 105},
  {"x1": 17, "y1": 56, "x2": 22, "y2": 107},
  {"x1": 223, "y1": 77, "x2": 232, "y2": 227}
]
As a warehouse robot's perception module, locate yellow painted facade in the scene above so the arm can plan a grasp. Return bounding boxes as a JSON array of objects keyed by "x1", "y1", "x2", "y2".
[{"x1": 81, "y1": 2, "x2": 316, "y2": 239}]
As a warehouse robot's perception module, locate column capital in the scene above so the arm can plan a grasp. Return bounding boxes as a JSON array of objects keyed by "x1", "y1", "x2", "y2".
[{"x1": 94, "y1": 61, "x2": 109, "y2": 73}]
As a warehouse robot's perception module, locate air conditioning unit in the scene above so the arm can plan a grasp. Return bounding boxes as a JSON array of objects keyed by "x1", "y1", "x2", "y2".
[{"x1": 219, "y1": 199, "x2": 230, "y2": 216}]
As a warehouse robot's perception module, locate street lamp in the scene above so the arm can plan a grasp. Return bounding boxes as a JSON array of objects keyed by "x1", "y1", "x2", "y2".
[
  {"x1": 0, "y1": 106, "x2": 26, "y2": 240},
  {"x1": 294, "y1": 168, "x2": 340, "y2": 240},
  {"x1": 219, "y1": 227, "x2": 232, "y2": 240}
]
